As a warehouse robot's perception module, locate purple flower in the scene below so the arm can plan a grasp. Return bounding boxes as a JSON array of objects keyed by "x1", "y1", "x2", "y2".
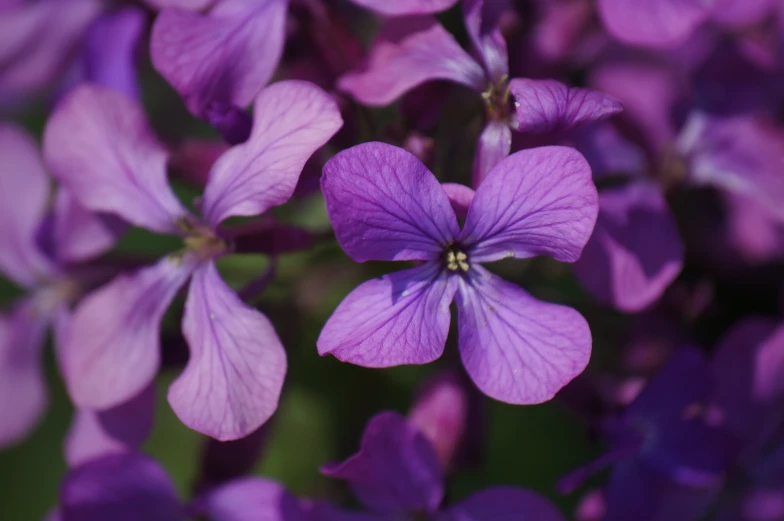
[
  {"x1": 0, "y1": 124, "x2": 123, "y2": 448},
  {"x1": 318, "y1": 142, "x2": 597, "y2": 405},
  {"x1": 339, "y1": 1, "x2": 621, "y2": 184},
  {"x1": 150, "y1": 0, "x2": 288, "y2": 143},
  {"x1": 42, "y1": 81, "x2": 342, "y2": 440},
  {"x1": 321, "y1": 411, "x2": 566, "y2": 520},
  {"x1": 346, "y1": 0, "x2": 458, "y2": 16}
]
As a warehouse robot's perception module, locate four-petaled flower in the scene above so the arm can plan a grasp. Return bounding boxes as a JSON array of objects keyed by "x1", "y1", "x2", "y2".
[{"x1": 318, "y1": 142, "x2": 598, "y2": 404}]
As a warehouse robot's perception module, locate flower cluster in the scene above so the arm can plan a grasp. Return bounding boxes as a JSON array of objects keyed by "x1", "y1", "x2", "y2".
[{"x1": 1, "y1": 0, "x2": 783, "y2": 520}]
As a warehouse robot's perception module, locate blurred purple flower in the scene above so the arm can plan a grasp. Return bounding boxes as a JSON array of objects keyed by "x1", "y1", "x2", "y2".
[
  {"x1": 339, "y1": 1, "x2": 621, "y2": 185},
  {"x1": 0, "y1": 124, "x2": 123, "y2": 448},
  {"x1": 318, "y1": 142, "x2": 597, "y2": 405},
  {"x1": 322, "y1": 411, "x2": 566, "y2": 520},
  {"x1": 150, "y1": 0, "x2": 289, "y2": 144},
  {"x1": 346, "y1": 0, "x2": 458, "y2": 16},
  {"x1": 43, "y1": 81, "x2": 342, "y2": 440}
]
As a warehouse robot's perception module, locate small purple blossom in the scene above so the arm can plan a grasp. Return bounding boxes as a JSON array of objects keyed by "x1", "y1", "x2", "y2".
[
  {"x1": 317, "y1": 142, "x2": 597, "y2": 404},
  {"x1": 42, "y1": 81, "x2": 342, "y2": 440}
]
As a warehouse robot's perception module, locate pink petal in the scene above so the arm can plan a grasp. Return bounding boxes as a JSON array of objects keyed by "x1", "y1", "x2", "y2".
[
  {"x1": 321, "y1": 142, "x2": 459, "y2": 262},
  {"x1": 573, "y1": 182, "x2": 683, "y2": 313},
  {"x1": 143, "y1": 0, "x2": 214, "y2": 10},
  {"x1": 441, "y1": 183, "x2": 475, "y2": 221},
  {"x1": 347, "y1": 0, "x2": 457, "y2": 15},
  {"x1": 509, "y1": 78, "x2": 622, "y2": 134},
  {"x1": 0, "y1": 124, "x2": 57, "y2": 287},
  {"x1": 597, "y1": 0, "x2": 709, "y2": 49},
  {"x1": 43, "y1": 85, "x2": 188, "y2": 234},
  {"x1": 169, "y1": 261, "x2": 286, "y2": 440},
  {"x1": 0, "y1": 301, "x2": 48, "y2": 448},
  {"x1": 201, "y1": 80, "x2": 342, "y2": 227},
  {"x1": 317, "y1": 263, "x2": 457, "y2": 367},
  {"x1": 322, "y1": 412, "x2": 444, "y2": 514},
  {"x1": 456, "y1": 267, "x2": 591, "y2": 404},
  {"x1": 472, "y1": 120, "x2": 511, "y2": 187},
  {"x1": 439, "y1": 487, "x2": 565, "y2": 521},
  {"x1": 62, "y1": 256, "x2": 194, "y2": 410},
  {"x1": 150, "y1": 0, "x2": 287, "y2": 116},
  {"x1": 460, "y1": 146, "x2": 598, "y2": 263},
  {"x1": 338, "y1": 16, "x2": 486, "y2": 106}
]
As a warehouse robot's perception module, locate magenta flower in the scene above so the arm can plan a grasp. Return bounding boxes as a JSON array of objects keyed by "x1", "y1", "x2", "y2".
[
  {"x1": 318, "y1": 142, "x2": 597, "y2": 404},
  {"x1": 150, "y1": 0, "x2": 288, "y2": 143},
  {"x1": 339, "y1": 0, "x2": 621, "y2": 184},
  {"x1": 346, "y1": 0, "x2": 458, "y2": 16},
  {"x1": 43, "y1": 81, "x2": 342, "y2": 440}
]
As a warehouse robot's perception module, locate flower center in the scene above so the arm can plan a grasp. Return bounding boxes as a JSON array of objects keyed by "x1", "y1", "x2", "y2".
[
  {"x1": 444, "y1": 245, "x2": 470, "y2": 273},
  {"x1": 481, "y1": 75, "x2": 512, "y2": 123},
  {"x1": 176, "y1": 217, "x2": 229, "y2": 260}
]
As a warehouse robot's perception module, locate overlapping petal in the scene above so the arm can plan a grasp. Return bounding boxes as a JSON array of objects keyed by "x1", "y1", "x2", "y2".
[
  {"x1": 574, "y1": 182, "x2": 683, "y2": 313},
  {"x1": 51, "y1": 189, "x2": 125, "y2": 265},
  {"x1": 509, "y1": 79, "x2": 622, "y2": 134},
  {"x1": 201, "y1": 80, "x2": 342, "y2": 227},
  {"x1": 322, "y1": 412, "x2": 444, "y2": 514},
  {"x1": 439, "y1": 487, "x2": 565, "y2": 521},
  {"x1": 321, "y1": 142, "x2": 459, "y2": 262},
  {"x1": 62, "y1": 256, "x2": 194, "y2": 410},
  {"x1": 472, "y1": 120, "x2": 511, "y2": 187},
  {"x1": 169, "y1": 261, "x2": 286, "y2": 441},
  {"x1": 597, "y1": 0, "x2": 710, "y2": 49},
  {"x1": 200, "y1": 477, "x2": 312, "y2": 521},
  {"x1": 0, "y1": 301, "x2": 48, "y2": 448},
  {"x1": 43, "y1": 85, "x2": 188, "y2": 234},
  {"x1": 348, "y1": 0, "x2": 458, "y2": 15},
  {"x1": 460, "y1": 146, "x2": 598, "y2": 263},
  {"x1": 463, "y1": 0, "x2": 510, "y2": 82},
  {"x1": 150, "y1": 0, "x2": 287, "y2": 116},
  {"x1": 455, "y1": 267, "x2": 591, "y2": 404},
  {"x1": 442, "y1": 183, "x2": 476, "y2": 221},
  {"x1": 60, "y1": 453, "x2": 185, "y2": 521},
  {"x1": 338, "y1": 16, "x2": 486, "y2": 106},
  {"x1": 318, "y1": 263, "x2": 457, "y2": 367},
  {"x1": 0, "y1": 124, "x2": 57, "y2": 287}
]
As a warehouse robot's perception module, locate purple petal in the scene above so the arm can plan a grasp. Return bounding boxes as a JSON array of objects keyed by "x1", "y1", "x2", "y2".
[
  {"x1": 438, "y1": 487, "x2": 565, "y2": 521},
  {"x1": 43, "y1": 85, "x2": 188, "y2": 234},
  {"x1": 169, "y1": 261, "x2": 286, "y2": 441},
  {"x1": 712, "y1": 0, "x2": 774, "y2": 27},
  {"x1": 570, "y1": 122, "x2": 646, "y2": 179},
  {"x1": 0, "y1": 0, "x2": 100, "y2": 99},
  {"x1": 0, "y1": 124, "x2": 57, "y2": 287},
  {"x1": 321, "y1": 142, "x2": 459, "y2": 262},
  {"x1": 51, "y1": 188, "x2": 125, "y2": 265},
  {"x1": 201, "y1": 80, "x2": 342, "y2": 227},
  {"x1": 472, "y1": 120, "x2": 511, "y2": 187},
  {"x1": 456, "y1": 266, "x2": 591, "y2": 404},
  {"x1": 60, "y1": 453, "x2": 185, "y2": 521},
  {"x1": 65, "y1": 384, "x2": 156, "y2": 467},
  {"x1": 597, "y1": 0, "x2": 709, "y2": 49},
  {"x1": 509, "y1": 78, "x2": 622, "y2": 134},
  {"x1": 322, "y1": 411, "x2": 444, "y2": 514},
  {"x1": 678, "y1": 113, "x2": 784, "y2": 225},
  {"x1": 712, "y1": 318, "x2": 784, "y2": 445},
  {"x1": 462, "y1": 0, "x2": 510, "y2": 82},
  {"x1": 408, "y1": 371, "x2": 469, "y2": 470},
  {"x1": 199, "y1": 477, "x2": 311, "y2": 521},
  {"x1": 573, "y1": 182, "x2": 683, "y2": 313},
  {"x1": 460, "y1": 146, "x2": 598, "y2": 263},
  {"x1": 0, "y1": 301, "x2": 48, "y2": 448},
  {"x1": 318, "y1": 263, "x2": 457, "y2": 367},
  {"x1": 150, "y1": 0, "x2": 287, "y2": 116},
  {"x1": 143, "y1": 0, "x2": 214, "y2": 10},
  {"x1": 62, "y1": 256, "x2": 193, "y2": 410},
  {"x1": 441, "y1": 183, "x2": 475, "y2": 221},
  {"x1": 589, "y1": 61, "x2": 682, "y2": 153},
  {"x1": 348, "y1": 0, "x2": 458, "y2": 15},
  {"x1": 82, "y1": 7, "x2": 146, "y2": 99},
  {"x1": 338, "y1": 16, "x2": 486, "y2": 106}
]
